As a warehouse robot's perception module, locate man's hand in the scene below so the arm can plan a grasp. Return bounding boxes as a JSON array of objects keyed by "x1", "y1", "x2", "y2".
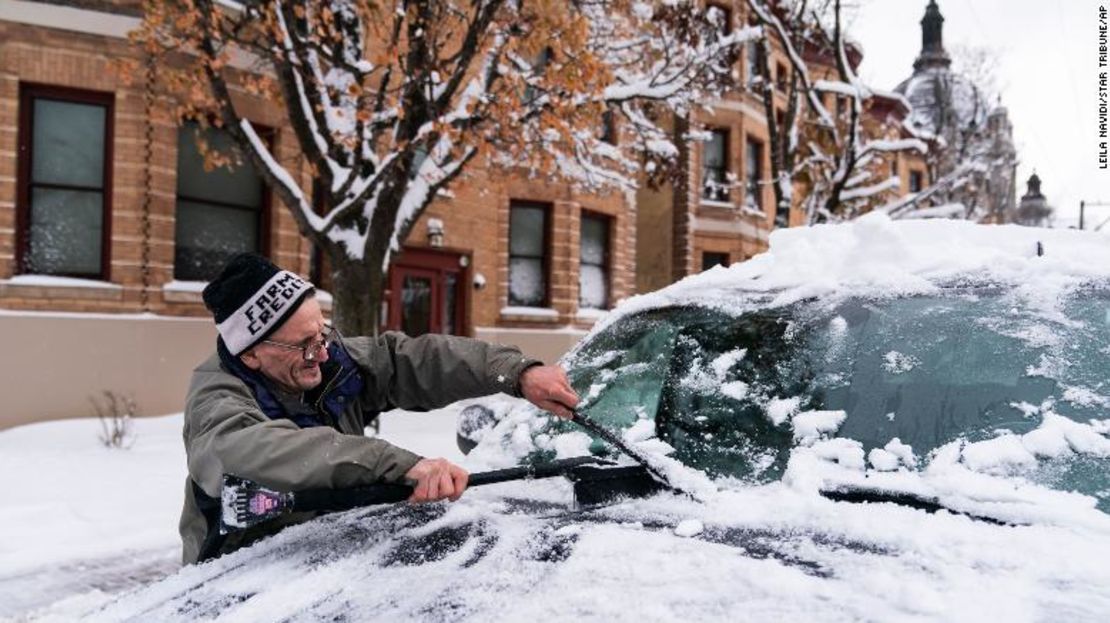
[
  {"x1": 404, "y1": 458, "x2": 469, "y2": 503},
  {"x1": 519, "y1": 364, "x2": 579, "y2": 420}
]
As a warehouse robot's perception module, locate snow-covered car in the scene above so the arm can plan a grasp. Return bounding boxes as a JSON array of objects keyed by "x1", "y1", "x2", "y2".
[
  {"x1": 463, "y1": 248, "x2": 1110, "y2": 519},
  {"x1": 49, "y1": 215, "x2": 1110, "y2": 622}
]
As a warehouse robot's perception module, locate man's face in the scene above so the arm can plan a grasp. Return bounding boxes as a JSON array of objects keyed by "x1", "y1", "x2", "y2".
[{"x1": 240, "y1": 296, "x2": 330, "y2": 393}]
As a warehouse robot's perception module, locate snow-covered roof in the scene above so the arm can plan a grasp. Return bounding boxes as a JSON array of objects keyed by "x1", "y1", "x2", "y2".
[{"x1": 593, "y1": 214, "x2": 1110, "y2": 335}]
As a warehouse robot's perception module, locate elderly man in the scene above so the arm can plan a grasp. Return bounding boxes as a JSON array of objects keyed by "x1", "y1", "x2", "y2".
[{"x1": 179, "y1": 253, "x2": 579, "y2": 564}]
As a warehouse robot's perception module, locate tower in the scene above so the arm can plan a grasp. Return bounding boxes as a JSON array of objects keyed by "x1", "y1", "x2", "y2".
[
  {"x1": 1016, "y1": 173, "x2": 1052, "y2": 226},
  {"x1": 895, "y1": 1, "x2": 1018, "y2": 221},
  {"x1": 913, "y1": 0, "x2": 952, "y2": 72}
]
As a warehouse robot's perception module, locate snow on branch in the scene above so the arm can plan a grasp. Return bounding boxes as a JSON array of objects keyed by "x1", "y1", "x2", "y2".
[
  {"x1": 240, "y1": 119, "x2": 321, "y2": 229},
  {"x1": 860, "y1": 138, "x2": 928, "y2": 156},
  {"x1": 839, "y1": 175, "x2": 900, "y2": 201}
]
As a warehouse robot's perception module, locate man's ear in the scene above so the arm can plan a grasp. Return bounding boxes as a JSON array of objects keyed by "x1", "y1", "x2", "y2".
[{"x1": 240, "y1": 349, "x2": 262, "y2": 371}]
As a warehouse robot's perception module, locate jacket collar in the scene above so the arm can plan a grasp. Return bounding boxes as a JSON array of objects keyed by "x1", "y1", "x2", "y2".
[{"x1": 216, "y1": 337, "x2": 364, "y2": 428}]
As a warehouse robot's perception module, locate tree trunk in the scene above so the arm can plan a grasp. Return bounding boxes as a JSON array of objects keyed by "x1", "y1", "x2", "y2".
[{"x1": 328, "y1": 253, "x2": 381, "y2": 337}]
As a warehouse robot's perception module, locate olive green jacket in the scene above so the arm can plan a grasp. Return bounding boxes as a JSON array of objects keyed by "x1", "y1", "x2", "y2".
[{"x1": 179, "y1": 332, "x2": 539, "y2": 564}]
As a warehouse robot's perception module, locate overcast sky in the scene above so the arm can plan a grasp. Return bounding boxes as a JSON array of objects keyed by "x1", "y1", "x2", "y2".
[{"x1": 847, "y1": 0, "x2": 1108, "y2": 227}]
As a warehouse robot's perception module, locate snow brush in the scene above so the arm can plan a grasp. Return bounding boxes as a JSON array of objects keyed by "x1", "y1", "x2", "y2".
[
  {"x1": 568, "y1": 409, "x2": 705, "y2": 499},
  {"x1": 220, "y1": 455, "x2": 621, "y2": 534}
]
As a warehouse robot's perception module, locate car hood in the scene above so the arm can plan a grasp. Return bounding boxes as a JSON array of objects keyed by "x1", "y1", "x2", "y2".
[{"x1": 43, "y1": 472, "x2": 1110, "y2": 622}]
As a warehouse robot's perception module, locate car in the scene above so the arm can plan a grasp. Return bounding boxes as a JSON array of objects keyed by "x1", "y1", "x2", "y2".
[{"x1": 46, "y1": 215, "x2": 1110, "y2": 622}]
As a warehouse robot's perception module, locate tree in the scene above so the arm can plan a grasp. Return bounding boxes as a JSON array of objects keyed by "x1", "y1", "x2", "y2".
[
  {"x1": 746, "y1": 0, "x2": 928, "y2": 224},
  {"x1": 130, "y1": 0, "x2": 754, "y2": 334}
]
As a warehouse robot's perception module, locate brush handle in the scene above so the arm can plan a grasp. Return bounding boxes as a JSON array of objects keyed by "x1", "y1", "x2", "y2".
[
  {"x1": 293, "y1": 483, "x2": 413, "y2": 512},
  {"x1": 288, "y1": 455, "x2": 607, "y2": 513}
]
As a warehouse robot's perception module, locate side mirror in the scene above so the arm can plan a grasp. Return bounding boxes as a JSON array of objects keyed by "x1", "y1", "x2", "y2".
[{"x1": 456, "y1": 403, "x2": 497, "y2": 455}]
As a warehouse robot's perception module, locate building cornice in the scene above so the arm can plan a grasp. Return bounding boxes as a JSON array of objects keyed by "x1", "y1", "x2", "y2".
[{"x1": 0, "y1": 0, "x2": 140, "y2": 39}]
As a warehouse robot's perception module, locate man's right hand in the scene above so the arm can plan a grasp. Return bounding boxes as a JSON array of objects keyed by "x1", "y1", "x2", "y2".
[{"x1": 404, "y1": 458, "x2": 469, "y2": 503}]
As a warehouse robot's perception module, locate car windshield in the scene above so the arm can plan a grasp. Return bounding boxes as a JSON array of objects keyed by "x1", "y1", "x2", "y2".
[{"x1": 552, "y1": 286, "x2": 1110, "y2": 510}]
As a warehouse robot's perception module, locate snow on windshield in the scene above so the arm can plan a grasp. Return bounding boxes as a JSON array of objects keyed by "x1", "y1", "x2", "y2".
[{"x1": 585, "y1": 212, "x2": 1110, "y2": 339}]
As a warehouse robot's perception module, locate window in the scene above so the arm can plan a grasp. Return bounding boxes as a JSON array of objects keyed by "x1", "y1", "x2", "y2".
[
  {"x1": 174, "y1": 122, "x2": 268, "y2": 281},
  {"x1": 17, "y1": 85, "x2": 113, "y2": 278},
  {"x1": 775, "y1": 62, "x2": 789, "y2": 92},
  {"x1": 409, "y1": 143, "x2": 430, "y2": 180},
  {"x1": 706, "y1": 3, "x2": 731, "y2": 39},
  {"x1": 524, "y1": 48, "x2": 552, "y2": 107},
  {"x1": 746, "y1": 41, "x2": 765, "y2": 89},
  {"x1": 705, "y1": 4, "x2": 735, "y2": 69},
  {"x1": 745, "y1": 137, "x2": 764, "y2": 211},
  {"x1": 599, "y1": 109, "x2": 617, "y2": 145},
  {"x1": 702, "y1": 128, "x2": 729, "y2": 202},
  {"x1": 702, "y1": 252, "x2": 729, "y2": 271},
  {"x1": 579, "y1": 212, "x2": 610, "y2": 309},
  {"x1": 909, "y1": 170, "x2": 923, "y2": 193},
  {"x1": 890, "y1": 158, "x2": 898, "y2": 178},
  {"x1": 508, "y1": 201, "x2": 549, "y2": 307},
  {"x1": 309, "y1": 178, "x2": 330, "y2": 289}
]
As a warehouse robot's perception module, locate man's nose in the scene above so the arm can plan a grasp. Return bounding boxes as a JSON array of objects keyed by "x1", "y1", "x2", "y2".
[{"x1": 314, "y1": 343, "x2": 330, "y2": 364}]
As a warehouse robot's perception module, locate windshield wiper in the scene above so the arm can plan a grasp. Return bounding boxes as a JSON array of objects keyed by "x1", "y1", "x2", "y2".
[{"x1": 820, "y1": 486, "x2": 1020, "y2": 526}]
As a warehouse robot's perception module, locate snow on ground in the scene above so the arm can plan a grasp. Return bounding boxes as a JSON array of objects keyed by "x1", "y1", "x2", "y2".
[{"x1": 0, "y1": 406, "x2": 467, "y2": 620}]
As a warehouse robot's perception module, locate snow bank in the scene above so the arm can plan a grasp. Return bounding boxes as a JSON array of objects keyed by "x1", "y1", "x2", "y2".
[
  {"x1": 0, "y1": 407, "x2": 469, "y2": 618},
  {"x1": 0, "y1": 415, "x2": 187, "y2": 577}
]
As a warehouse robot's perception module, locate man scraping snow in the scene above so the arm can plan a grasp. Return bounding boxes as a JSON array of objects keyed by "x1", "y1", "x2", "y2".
[{"x1": 179, "y1": 253, "x2": 578, "y2": 564}]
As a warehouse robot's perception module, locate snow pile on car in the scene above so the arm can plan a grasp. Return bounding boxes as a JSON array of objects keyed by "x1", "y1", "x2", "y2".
[{"x1": 591, "y1": 213, "x2": 1110, "y2": 336}]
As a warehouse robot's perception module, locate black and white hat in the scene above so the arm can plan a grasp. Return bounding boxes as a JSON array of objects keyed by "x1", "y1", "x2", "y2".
[{"x1": 202, "y1": 253, "x2": 314, "y2": 356}]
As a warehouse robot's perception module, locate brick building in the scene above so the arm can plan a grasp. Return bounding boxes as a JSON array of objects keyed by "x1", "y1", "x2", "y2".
[
  {"x1": 637, "y1": 1, "x2": 930, "y2": 294},
  {"x1": 0, "y1": 0, "x2": 633, "y2": 427}
]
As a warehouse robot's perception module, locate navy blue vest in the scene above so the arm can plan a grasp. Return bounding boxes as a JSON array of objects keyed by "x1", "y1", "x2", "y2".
[{"x1": 216, "y1": 337, "x2": 365, "y2": 430}]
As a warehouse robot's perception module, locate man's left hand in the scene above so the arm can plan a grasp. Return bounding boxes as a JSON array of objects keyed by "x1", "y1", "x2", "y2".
[{"x1": 519, "y1": 365, "x2": 579, "y2": 420}]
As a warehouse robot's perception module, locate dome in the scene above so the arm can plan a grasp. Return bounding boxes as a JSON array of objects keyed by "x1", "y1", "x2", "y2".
[{"x1": 894, "y1": 68, "x2": 988, "y2": 139}]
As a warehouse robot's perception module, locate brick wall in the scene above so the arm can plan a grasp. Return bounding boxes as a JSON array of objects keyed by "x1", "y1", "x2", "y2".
[
  {"x1": 0, "y1": 10, "x2": 636, "y2": 337},
  {"x1": 0, "y1": 17, "x2": 318, "y2": 315},
  {"x1": 409, "y1": 168, "x2": 633, "y2": 333}
]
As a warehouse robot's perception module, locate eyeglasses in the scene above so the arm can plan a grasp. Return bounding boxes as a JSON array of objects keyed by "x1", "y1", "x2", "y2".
[{"x1": 261, "y1": 325, "x2": 339, "y2": 362}]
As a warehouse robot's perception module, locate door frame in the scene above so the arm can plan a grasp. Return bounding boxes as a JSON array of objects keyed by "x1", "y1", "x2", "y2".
[{"x1": 385, "y1": 246, "x2": 471, "y2": 336}]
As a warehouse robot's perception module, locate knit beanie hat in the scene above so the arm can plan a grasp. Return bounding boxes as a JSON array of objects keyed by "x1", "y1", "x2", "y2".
[{"x1": 202, "y1": 253, "x2": 314, "y2": 356}]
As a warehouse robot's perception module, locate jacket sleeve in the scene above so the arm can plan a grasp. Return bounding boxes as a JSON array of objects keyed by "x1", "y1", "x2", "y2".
[
  {"x1": 342, "y1": 332, "x2": 542, "y2": 413},
  {"x1": 184, "y1": 366, "x2": 422, "y2": 498}
]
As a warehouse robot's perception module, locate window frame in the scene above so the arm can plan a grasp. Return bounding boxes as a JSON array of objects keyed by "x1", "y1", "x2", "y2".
[
  {"x1": 702, "y1": 127, "x2": 731, "y2": 203},
  {"x1": 745, "y1": 136, "x2": 765, "y2": 211},
  {"x1": 746, "y1": 40, "x2": 766, "y2": 89},
  {"x1": 507, "y1": 200, "x2": 552, "y2": 308},
  {"x1": 172, "y1": 120, "x2": 273, "y2": 282},
  {"x1": 909, "y1": 170, "x2": 924, "y2": 193},
  {"x1": 579, "y1": 210, "x2": 612, "y2": 310},
  {"x1": 523, "y1": 47, "x2": 553, "y2": 108},
  {"x1": 706, "y1": 3, "x2": 732, "y2": 37},
  {"x1": 775, "y1": 61, "x2": 790, "y2": 92},
  {"x1": 599, "y1": 109, "x2": 618, "y2": 146},
  {"x1": 705, "y1": 3, "x2": 735, "y2": 68},
  {"x1": 702, "y1": 251, "x2": 730, "y2": 271},
  {"x1": 16, "y1": 83, "x2": 115, "y2": 280}
]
